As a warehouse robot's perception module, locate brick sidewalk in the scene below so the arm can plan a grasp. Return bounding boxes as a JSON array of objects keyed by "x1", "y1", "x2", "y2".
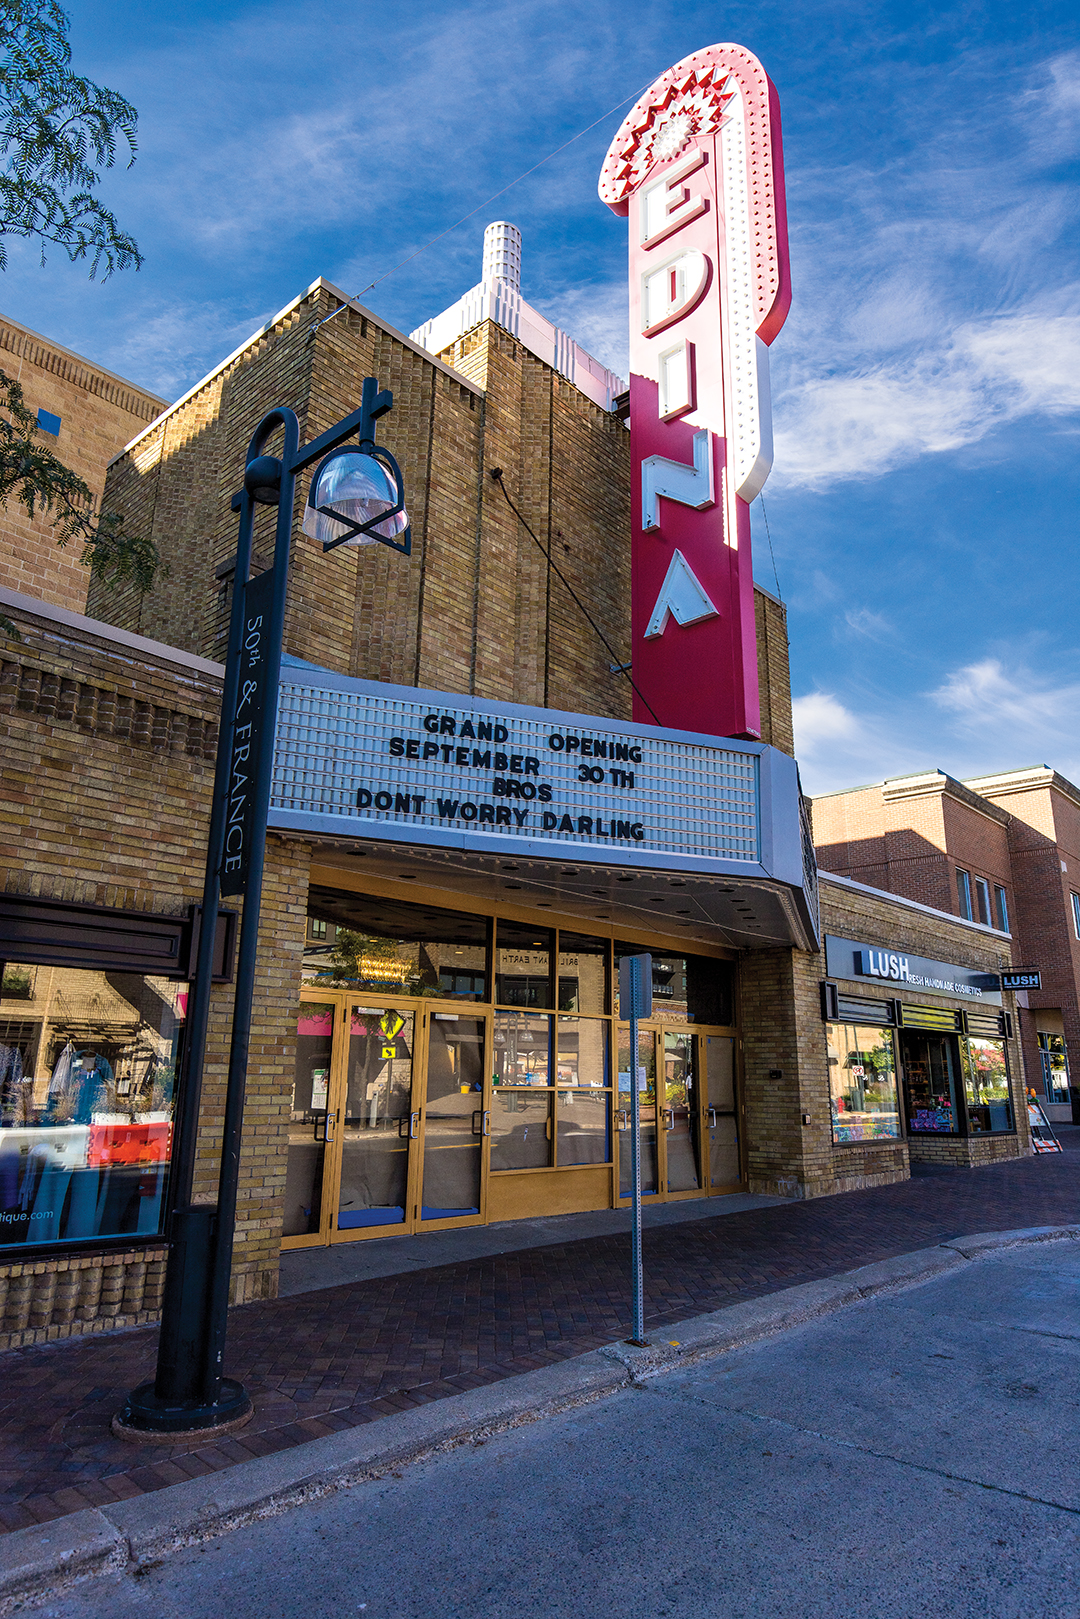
[{"x1": 1, "y1": 1138, "x2": 1077, "y2": 1534}]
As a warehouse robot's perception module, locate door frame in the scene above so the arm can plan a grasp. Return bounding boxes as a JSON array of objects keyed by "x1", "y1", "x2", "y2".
[
  {"x1": 614, "y1": 1021, "x2": 743, "y2": 1206},
  {"x1": 283, "y1": 988, "x2": 494, "y2": 1249}
]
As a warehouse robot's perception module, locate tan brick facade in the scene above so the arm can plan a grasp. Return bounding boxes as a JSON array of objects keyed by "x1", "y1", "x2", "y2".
[
  {"x1": 1, "y1": 281, "x2": 1030, "y2": 1352},
  {"x1": 0, "y1": 315, "x2": 166, "y2": 615},
  {"x1": 736, "y1": 876, "x2": 1025, "y2": 1200}
]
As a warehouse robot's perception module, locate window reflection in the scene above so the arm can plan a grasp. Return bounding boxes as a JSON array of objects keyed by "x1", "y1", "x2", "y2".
[
  {"x1": 493, "y1": 1013, "x2": 551, "y2": 1086},
  {"x1": 0, "y1": 966, "x2": 184, "y2": 1248},
  {"x1": 557, "y1": 933, "x2": 609, "y2": 1014},
  {"x1": 827, "y1": 1024, "x2": 902, "y2": 1142},
  {"x1": 962, "y1": 1037, "x2": 1013, "y2": 1132},
  {"x1": 302, "y1": 888, "x2": 489, "y2": 1000},
  {"x1": 495, "y1": 921, "x2": 553, "y2": 1008}
]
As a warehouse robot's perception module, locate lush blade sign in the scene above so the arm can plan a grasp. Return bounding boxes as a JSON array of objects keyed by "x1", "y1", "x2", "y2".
[{"x1": 220, "y1": 568, "x2": 275, "y2": 897}]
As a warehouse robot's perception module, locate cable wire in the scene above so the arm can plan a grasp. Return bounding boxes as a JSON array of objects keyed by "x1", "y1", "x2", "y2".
[
  {"x1": 308, "y1": 80, "x2": 652, "y2": 344},
  {"x1": 758, "y1": 492, "x2": 782, "y2": 600},
  {"x1": 490, "y1": 468, "x2": 663, "y2": 728}
]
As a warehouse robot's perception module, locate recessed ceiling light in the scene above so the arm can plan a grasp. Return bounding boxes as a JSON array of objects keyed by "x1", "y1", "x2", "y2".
[
  {"x1": 397, "y1": 874, "x2": 417, "y2": 880},
  {"x1": 560, "y1": 868, "x2": 578, "y2": 876},
  {"x1": 505, "y1": 883, "x2": 522, "y2": 890},
  {"x1": 536, "y1": 902, "x2": 551, "y2": 907},
  {"x1": 616, "y1": 876, "x2": 634, "y2": 883}
]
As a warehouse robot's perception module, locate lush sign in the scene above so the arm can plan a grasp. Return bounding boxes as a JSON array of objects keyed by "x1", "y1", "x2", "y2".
[{"x1": 824, "y1": 936, "x2": 1002, "y2": 1005}]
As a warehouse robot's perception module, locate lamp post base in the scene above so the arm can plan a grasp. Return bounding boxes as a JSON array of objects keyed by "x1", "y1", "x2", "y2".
[{"x1": 113, "y1": 1378, "x2": 252, "y2": 1442}]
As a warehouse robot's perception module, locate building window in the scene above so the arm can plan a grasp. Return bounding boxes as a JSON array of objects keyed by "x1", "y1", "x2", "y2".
[
  {"x1": 826, "y1": 1023, "x2": 902, "y2": 1143},
  {"x1": 1038, "y1": 1033, "x2": 1070, "y2": 1105},
  {"x1": 0, "y1": 965, "x2": 184, "y2": 1252},
  {"x1": 956, "y1": 869, "x2": 973, "y2": 920},
  {"x1": 974, "y1": 877, "x2": 991, "y2": 926},
  {"x1": 1072, "y1": 893, "x2": 1080, "y2": 941},
  {"x1": 961, "y1": 1037, "x2": 1013, "y2": 1132},
  {"x1": 995, "y1": 886, "x2": 1009, "y2": 933},
  {"x1": 308, "y1": 917, "x2": 328, "y2": 940}
]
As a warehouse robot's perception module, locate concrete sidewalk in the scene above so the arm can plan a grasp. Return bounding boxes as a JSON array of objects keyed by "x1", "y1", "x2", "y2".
[{"x1": 2, "y1": 1223, "x2": 1077, "y2": 1615}]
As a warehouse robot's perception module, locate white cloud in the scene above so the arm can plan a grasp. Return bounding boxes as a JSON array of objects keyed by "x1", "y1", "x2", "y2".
[
  {"x1": 793, "y1": 653, "x2": 1080, "y2": 797},
  {"x1": 767, "y1": 48, "x2": 1080, "y2": 492},
  {"x1": 930, "y1": 658, "x2": 1080, "y2": 780},
  {"x1": 793, "y1": 690, "x2": 861, "y2": 748},
  {"x1": 774, "y1": 305, "x2": 1080, "y2": 489}
]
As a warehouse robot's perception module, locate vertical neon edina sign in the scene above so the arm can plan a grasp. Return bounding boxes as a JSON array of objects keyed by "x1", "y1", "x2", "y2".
[{"x1": 599, "y1": 44, "x2": 791, "y2": 739}]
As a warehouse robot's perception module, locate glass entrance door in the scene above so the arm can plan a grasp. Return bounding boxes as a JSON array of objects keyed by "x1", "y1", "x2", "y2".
[
  {"x1": 283, "y1": 1000, "x2": 337, "y2": 1242},
  {"x1": 618, "y1": 1026, "x2": 658, "y2": 1199},
  {"x1": 419, "y1": 1013, "x2": 485, "y2": 1222},
  {"x1": 703, "y1": 1034, "x2": 740, "y2": 1192},
  {"x1": 283, "y1": 992, "x2": 490, "y2": 1247},
  {"x1": 662, "y1": 1029, "x2": 703, "y2": 1194},
  {"x1": 337, "y1": 1005, "x2": 415, "y2": 1231},
  {"x1": 617, "y1": 1024, "x2": 741, "y2": 1207}
]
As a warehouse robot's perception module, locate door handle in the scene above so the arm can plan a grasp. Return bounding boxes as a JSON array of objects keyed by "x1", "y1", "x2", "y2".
[
  {"x1": 409, "y1": 1110, "x2": 420, "y2": 1140},
  {"x1": 708, "y1": 1107, "x2": 718, "y2": 1127},
  {"x1": 617, "y1": 1109, "x2": 630, "y2": 1131},
  {"x1": 471, "y1": 1109, "x2": 483, "y2": 1137},
  {"x1": 663, "y1": 1107, "x2": 675, "y2": 1131},
  {"x1": 482, "y1": 1109, "x2": 490, "y2": 1137},
  {"x1": 323, "y1": 1110, "x2": 337, "y2": 1145}
]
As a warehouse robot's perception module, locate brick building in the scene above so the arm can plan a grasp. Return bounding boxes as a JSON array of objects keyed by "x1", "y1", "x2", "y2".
[
  {"x1": 813, "y1": 767, "x2": 1080, "y2": 1123},
  {"x1": 0, "y1": 229, "x2": 1030, "y2": 1351},
  {"x1": 0, "y1": 313, "x2": 167, "y2": 614}
]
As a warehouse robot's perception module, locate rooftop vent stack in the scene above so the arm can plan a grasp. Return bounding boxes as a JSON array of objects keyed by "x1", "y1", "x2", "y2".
[{"x1": 483, "y1": 221, "x2": 522, "y2": 291}]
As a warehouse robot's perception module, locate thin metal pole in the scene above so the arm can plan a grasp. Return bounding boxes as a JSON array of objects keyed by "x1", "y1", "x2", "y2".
[
  {"x1": 148, "y1": 490, "x2": 255, "y2": 1408},
  {"x1": 168, "y1": 494, "x2": 255, "y2": 1208},
  {"x1": 628, "y1": 1004, "x2": 645, "y2": 1344},
  {"x1": 199, "y1": 412, "x2": 299, "y2": 1403}
]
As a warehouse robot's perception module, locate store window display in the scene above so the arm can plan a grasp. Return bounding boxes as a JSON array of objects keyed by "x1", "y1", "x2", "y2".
[
  {"x1": 0, "y1": 966, "x2": 184, "y2": 1249},
  {"x1": 961, "y1": 1037, "x2": 1013, "y2": 1132},
  {"x1": 826, "y1": 1024, "x2": 902, "y2": 1143}
]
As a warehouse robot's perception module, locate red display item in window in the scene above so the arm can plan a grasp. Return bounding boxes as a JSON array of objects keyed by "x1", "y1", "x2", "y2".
[{"x1": 87, "y1": 1121, "x2": 172, "y2": 1168}]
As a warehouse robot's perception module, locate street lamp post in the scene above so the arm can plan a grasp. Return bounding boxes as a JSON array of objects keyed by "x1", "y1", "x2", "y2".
[{"x1": 118, "y1": 379, "x2": 410, "y2": 1436}]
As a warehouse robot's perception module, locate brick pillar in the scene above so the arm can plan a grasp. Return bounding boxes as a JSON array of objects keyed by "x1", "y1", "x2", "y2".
[
  {"x1": 193, "y1": 835, "x2": 311, "y2": 1304},
  {"x1": 738, "y1": 946, "x2": 836, "y2": 1198}
]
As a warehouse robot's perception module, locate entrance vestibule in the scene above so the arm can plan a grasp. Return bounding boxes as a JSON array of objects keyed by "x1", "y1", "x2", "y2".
[{"x1": 281, "y1": 884, "x2": 742, "y2": 1248}]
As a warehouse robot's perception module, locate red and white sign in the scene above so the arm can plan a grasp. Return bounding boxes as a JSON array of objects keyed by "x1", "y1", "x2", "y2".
[{"x1": 599, "y1": 44, "x2": 791, "y2": 738}]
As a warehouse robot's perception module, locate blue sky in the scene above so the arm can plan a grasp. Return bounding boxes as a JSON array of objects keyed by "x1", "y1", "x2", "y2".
[{"x1": 5, "y1": 0, "x2": 1078, "y2": 793}]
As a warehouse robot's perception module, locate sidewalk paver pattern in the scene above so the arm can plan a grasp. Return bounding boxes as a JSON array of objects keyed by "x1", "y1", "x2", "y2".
[{"x1": 2, "y1": 1139, "x2": 1077, "y2": 1534}]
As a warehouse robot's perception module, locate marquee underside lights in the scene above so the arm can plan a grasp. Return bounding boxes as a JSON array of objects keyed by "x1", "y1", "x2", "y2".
[{"x1": 600, "y1": 44, "x2": 791, "y2": 740}]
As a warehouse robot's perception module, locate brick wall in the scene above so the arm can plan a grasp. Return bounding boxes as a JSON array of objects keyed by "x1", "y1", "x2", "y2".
[
  {"x1": 0, "y1": 595, "x2": 241, "y2": 1342},
  {"x1": 0, "y1": 315, "x2": 166, "y2": 615},
  {"x1": 92, "y1": 286, "x2": 792, "y2": 746}
]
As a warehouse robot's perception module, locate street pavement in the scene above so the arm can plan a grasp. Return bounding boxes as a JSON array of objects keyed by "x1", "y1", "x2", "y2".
[
  {"x1": 2, "y1": 1132, "x2": 1078, "y2": 1536},
  {"x1": 32, "y1": 1236, "x2": 1080, "y2": 1619}
]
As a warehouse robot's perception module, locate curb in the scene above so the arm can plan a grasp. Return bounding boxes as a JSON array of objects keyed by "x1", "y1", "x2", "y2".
[{"x1": 2, "y1": 1223, "x2": 1077, "y2": 1611}]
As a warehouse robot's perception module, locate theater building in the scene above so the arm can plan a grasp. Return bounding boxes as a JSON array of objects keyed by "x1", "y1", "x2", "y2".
[
  {"x1": 0, "y1": 254, "x2": 1028, "y2": 1346},
  {"x1": 0, "y1": 43, "x2": 1032, "y2": 1345}
]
